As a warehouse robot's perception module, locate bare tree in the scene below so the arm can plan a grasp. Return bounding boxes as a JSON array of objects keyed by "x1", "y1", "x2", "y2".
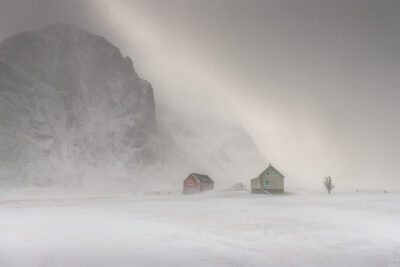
[{"x1": 324, "y1": 176, "x2": 335, "y2": 194}]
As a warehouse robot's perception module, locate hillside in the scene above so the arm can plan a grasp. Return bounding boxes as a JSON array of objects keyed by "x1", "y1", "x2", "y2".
[{"x1": 0, "y1": 24, "x2": 265, "y2": 188}]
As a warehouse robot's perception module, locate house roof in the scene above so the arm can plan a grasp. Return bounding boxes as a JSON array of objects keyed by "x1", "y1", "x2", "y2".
[
  {"x1": 261, "y1": 163, "x2": 285, "y2": 178},
  {"x1": 191, "y1": 173, "x2": 214, "y2": 183}
]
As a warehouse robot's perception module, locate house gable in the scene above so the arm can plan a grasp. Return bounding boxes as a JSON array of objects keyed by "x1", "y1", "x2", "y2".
[
  {"x1": 184, "y1": 175, "x2": 199, "y2": 186},
  {"x1": 185, "y1": 174, "x2": 199, "y2": 183},
  {"x1": 183, "y1": 173, "x2": 214, "y2": 194},
  {"x1": 251, "y1": 164, "x2": 284, "y2": 193},
  {"x1": 260, "y1": 165, "x2": 284, "y2": 178}
]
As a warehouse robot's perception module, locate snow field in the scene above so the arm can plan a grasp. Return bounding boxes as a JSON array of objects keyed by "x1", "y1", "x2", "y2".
[{"x1": 0, "y1": 190, "x2": 399, "y2": 267}]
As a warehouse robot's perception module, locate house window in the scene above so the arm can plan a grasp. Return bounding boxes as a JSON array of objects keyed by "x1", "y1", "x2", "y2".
[
  {"x1": 266, "y1": 172, "x2": 270, "y2": 176},
  {"x1": 273, "y1": 171, "x2": 277, "y2": 176},
  {"x1": 189, "y1": 181, "x2": 194, "y2": 185},
  {"x1": 264, "y1": 181, "x2": 270, "y2": 185}
]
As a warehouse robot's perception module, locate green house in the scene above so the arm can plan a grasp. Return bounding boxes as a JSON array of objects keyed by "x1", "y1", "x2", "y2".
[{"x1": 251, "y1": 163, "x2": 284, "y2": 194}]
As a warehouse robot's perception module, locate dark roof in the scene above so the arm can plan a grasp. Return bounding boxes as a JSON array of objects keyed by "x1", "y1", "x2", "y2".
[{"x1": 191, "y1": 173, "x2": 214, "y2": 183}]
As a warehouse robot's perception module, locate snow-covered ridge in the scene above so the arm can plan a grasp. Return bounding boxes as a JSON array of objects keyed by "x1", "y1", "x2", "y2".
[{"x1": 0, "y1": 24, "x2": 161, "y2": 185}]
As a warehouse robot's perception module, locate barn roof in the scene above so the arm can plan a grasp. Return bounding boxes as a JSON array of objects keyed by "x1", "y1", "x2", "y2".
[{"x1": 191, "y1": 173, "x2": 214, "y2": 183}]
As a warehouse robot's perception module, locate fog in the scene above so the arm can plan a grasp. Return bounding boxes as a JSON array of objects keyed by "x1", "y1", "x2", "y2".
[
  {"x1": 1, "y1": 0, "x2": 400, "y2": 189},
  {"x1": 1, "y1": 2, "x2": 400, "y2": 265}
]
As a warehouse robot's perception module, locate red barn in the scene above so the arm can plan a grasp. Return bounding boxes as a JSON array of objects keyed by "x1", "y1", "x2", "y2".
[{"x1": 183, "y1": 173, "x2": 214, "y2": 194}]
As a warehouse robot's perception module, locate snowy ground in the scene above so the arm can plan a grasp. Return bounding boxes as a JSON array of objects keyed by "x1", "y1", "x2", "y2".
[{"x1": 0, "y1": 189, "x2": 399, "y2": 267}]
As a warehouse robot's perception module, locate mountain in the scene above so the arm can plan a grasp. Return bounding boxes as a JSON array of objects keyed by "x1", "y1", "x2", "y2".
[
  {"x1": 0, "y1": 24, "x2": 165, "y2": 185},
  {"x1": 0, "y1": 24, "x2": 265, "y2": 188},
  {"x1": 156, "y1": 106, "x2": 266, "y2": 188}
]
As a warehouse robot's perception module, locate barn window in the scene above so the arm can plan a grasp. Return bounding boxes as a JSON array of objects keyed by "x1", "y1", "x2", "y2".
[
  {"x1": 189, "y1": 181, "x2": 194, "y2": 185},
  {"x1": 264, "y1": 181, "x2": 270, "y2": 185},
  {"x1": 273, "y1": 171, "x2": 277, "y2": 176}
]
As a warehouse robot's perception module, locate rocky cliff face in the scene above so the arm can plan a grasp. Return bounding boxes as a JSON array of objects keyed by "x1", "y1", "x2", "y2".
[
  {"x1": 0, "y1": 24, "x2": 163, "y2": 185},
  {"x1": 0, "y1": 24, "x2": 266, "y2": 188}
]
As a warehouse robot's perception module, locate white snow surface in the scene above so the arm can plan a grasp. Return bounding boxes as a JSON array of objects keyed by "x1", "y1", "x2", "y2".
[{"x1": 0, "y1": 188, "x2": 399, "y2": 267}]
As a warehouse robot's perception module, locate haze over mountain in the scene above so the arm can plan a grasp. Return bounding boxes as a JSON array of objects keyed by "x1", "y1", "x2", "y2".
[{"x1": 0, "y1": 24, "x2": 265, "y2": 188}]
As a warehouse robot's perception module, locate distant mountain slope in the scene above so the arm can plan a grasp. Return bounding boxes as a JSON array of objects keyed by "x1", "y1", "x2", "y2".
[
  {"x1": 0, "y1": 24, "x2": 164, "y2": 185},
  {"x1": 0, "y1": 24, "x2": 265, "y2": 188},
  {"x1": 157, "y1": 106, "x2": 266, "y2": 188}
]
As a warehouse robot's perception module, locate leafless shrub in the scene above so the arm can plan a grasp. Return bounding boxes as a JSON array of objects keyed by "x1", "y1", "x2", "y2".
[{"x1": 324, "y1": 176, "x2": 335, "y2": 195}]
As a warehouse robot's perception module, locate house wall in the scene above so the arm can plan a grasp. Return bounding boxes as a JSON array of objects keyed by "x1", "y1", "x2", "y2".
[
  {"x1": 251, "y1": 177, "x2": 261, "y2": 189},
  {"x1": 184, "y1": 175, "x2": 214, "y2": 193},
  {"x1": 199, "y1": 182, "x2": 212, "y2": 191},
  {"x1": 251, "y1": 166, "x2": 284, "y2": 192},
  {"x1": 183, "y1": 175, "x2": 199, "y2": 194}
]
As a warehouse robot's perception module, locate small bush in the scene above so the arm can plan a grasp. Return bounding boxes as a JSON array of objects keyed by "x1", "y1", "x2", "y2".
[{"x1": 324, "y1": 176, "x2": 335, "y2": 195}]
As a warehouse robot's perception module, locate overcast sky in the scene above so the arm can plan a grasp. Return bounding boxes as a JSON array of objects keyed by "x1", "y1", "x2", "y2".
[{"x1": 1, "y1": 0, "x2": 399, "y2": 188}]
